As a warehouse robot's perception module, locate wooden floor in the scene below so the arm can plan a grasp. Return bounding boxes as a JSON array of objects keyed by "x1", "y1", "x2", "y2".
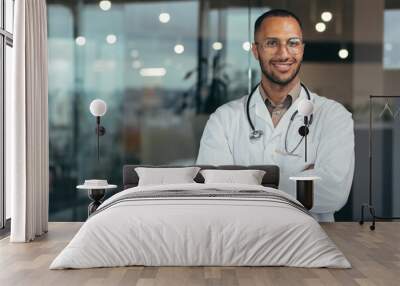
[{"x1": 0, "y1": 222, "x2": 399, "y2": 286}]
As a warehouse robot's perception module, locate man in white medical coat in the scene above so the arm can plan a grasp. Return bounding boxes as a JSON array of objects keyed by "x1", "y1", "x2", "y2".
[{"x1": 196, "y1": 9, "x2": 355, "y2": 222}]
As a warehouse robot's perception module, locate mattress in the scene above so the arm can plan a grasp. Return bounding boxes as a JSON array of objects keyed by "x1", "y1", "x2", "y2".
[{"x1": 50, "y1": 183, "x2": 350, "y2": 269}]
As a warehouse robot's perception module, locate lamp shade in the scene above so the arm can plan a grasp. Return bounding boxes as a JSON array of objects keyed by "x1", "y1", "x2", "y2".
[
  {"x1": 89, "y1": 99, "x2": 107, "y2": 117},
  {"x1": 297, "y1": 99, "x2": 314, "y2": 116}
]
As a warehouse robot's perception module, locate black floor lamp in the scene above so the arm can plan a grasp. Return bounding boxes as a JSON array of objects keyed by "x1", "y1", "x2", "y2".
[
  {"x1": 89, "y1": 99, "x2": 107, "y2": 161},
  {"x1": 77, "y1": 99, "x2": 115, "y2": 217}
]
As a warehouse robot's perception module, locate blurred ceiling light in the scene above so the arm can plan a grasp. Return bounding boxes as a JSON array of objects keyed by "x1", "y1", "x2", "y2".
[
  {"x1": 75, "y1": 36, "x2": 86, "y2": 46},
  {"x1": 212, "y1": 41, "x2": 223, "y2": 50},
  {"x1": 159, "y1": 12, "x2": 170, "y2": 23},
  {"x1": 174, "y1": 44, "x2": 184, "y2": 54},
  {"x1": 106, "y1": 34, "x2": 117, "y2": 44},
  {"x1": 321, "y1": 11, "x2": 332, "y2": 22},
  {"x1": 132, "y1": 60, "x2": 142, "y2": 69},
  {"x1": 130, "y1": 49, "x2": 139, "y2": 58},
  {"x1": 338, "y1": 48, "x2": 349, "y2": 59},
  {"x1": 242, "y1": 41, "x2": 251, "y2": 51},
  {"x1": 140, "y1": 68, "x2": 167, "y2": 77},
  {"x1": 315, "y1": 22, "x2": 326, "y2": 32},
  {"x1": 99, "y1": 0, "x2": 111, "y2": 11}
]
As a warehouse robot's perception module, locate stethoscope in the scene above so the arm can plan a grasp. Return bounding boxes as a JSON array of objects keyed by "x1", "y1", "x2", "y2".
[{"x1": 246, "y1": 82, "x2": 314, "y2": 157}]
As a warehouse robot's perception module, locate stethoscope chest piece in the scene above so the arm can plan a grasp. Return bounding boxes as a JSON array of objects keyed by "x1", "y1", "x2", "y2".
[{"x1": 249, "y1": 129, "x2": 263, "y2": 140}]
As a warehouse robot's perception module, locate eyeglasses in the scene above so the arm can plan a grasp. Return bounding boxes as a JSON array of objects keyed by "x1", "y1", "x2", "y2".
[{"x1": 255, "y1": 38, "x2": 304, "y2": 55}]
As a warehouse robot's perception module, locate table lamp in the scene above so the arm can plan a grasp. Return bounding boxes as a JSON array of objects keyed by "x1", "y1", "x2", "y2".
[{"x1": 89, "y1": 99, "x2": 107, "y2": 161}]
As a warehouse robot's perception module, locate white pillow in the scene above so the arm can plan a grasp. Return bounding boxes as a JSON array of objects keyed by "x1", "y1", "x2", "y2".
[
  {"x1": 200, "y1": 169, "x2": 266, "y2": 185},
  {"x1": 135, "y1": 167, "x2": 200, "y2": 186}
]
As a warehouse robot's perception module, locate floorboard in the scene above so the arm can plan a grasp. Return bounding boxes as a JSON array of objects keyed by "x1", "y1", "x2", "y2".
[{"x1": 0, "y1": 222, "x2": 398, "y2": 286}]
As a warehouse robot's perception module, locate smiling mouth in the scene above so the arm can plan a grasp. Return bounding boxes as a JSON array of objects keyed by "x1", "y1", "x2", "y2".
[{"x1": 271, "y1": 62, "x2": 294, "y2": 72}]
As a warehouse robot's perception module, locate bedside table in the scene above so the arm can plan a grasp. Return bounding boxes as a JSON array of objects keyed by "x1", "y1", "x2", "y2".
[
  {"x1": 289, "y1": 176, "x2": 321, "y2": 210},
  {"x1": 77, "y1": 183, "x2": 117, "y2": 216}
]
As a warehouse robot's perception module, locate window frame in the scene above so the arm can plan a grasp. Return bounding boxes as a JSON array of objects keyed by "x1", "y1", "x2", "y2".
[{"x1": 0, "y1": 0, "x2": 13, "y2": 230}]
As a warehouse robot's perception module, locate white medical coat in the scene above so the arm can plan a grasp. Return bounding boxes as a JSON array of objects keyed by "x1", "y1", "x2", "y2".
[{"x1": 196, "y1": 87, "x2": 355, "y2": 222}]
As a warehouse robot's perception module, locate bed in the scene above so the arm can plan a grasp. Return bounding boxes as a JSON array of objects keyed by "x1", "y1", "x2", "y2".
[{"x1": 50, "y1": 165, "x2": 350, "y2": 269}]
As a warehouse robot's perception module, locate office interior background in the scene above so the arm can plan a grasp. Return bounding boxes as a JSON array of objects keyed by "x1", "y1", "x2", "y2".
[{"x1": 2, "y1": 0, "x2": 400, "y2": 223}]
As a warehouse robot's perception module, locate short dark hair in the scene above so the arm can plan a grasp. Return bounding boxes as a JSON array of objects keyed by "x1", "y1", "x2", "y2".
[{"x1": 254, "y1": 9, "x2": 303, "y2": 37}]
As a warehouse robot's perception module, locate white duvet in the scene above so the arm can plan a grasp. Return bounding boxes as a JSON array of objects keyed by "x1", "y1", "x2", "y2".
[{"x1": 50, "y1": 183, "x2": 350, "y2": 269}]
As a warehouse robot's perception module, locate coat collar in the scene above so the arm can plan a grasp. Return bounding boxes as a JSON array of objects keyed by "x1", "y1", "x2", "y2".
[{"x1": 249, "y1": 84, "x2": 315, "y2": 121}]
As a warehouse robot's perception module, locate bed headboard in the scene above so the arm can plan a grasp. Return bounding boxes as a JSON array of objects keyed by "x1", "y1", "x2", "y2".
[{"x1": 122, "y1": 165, "x2": 280, "y2": 189}]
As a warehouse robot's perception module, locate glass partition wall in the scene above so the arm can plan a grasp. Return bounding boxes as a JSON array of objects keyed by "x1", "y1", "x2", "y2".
[{"x1": 47, "y1": 0, "x2": 399, "y2": 221}]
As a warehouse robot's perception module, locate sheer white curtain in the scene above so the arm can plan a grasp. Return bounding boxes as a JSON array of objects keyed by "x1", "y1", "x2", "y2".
[{"x1": 7, "y1": 0, "x2": 49, "y2": 242}]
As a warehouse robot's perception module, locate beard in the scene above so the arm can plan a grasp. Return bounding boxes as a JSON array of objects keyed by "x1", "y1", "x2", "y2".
[{"x1": 259, "y1": 60, "x2": 301, "y2": 86}]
